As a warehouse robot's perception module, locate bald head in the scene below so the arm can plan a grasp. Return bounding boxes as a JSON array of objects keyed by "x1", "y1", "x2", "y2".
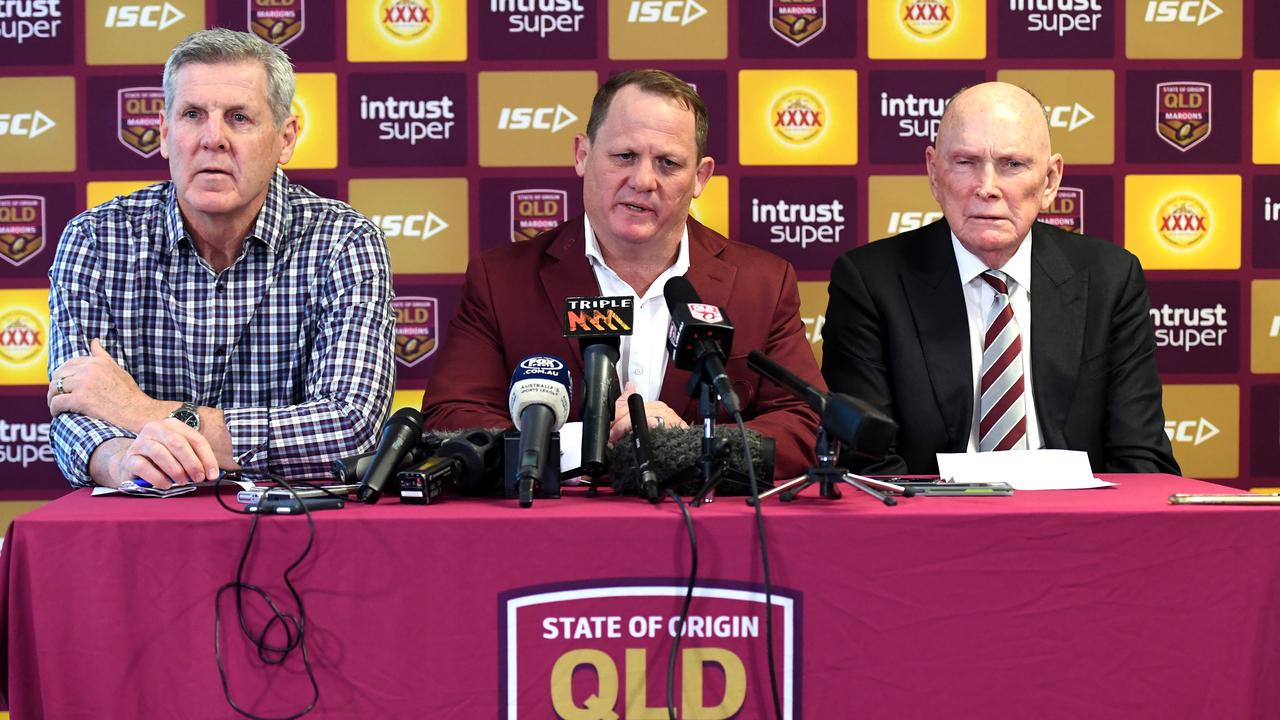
[{"x1": 924, "y1": 81, "x2": 1064, "y2": 269}]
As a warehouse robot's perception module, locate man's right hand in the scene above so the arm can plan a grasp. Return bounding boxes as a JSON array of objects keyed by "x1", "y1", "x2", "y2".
[{"x1": 90, "y1": 419, "x2": 220, "y2": 489}]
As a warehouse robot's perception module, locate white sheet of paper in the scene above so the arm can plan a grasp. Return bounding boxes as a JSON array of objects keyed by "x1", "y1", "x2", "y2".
[
  {"x1": 935, "y1": 449, "x2": 1116, "y2": 490},
  {"x1": 557, "y1": 421, "x2": 584, "y2": 484}
]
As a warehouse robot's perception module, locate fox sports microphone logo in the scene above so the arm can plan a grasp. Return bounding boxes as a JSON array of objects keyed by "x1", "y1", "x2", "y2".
[{"x1": 520, "y1": 356, "x2": 565, "y2": 372}]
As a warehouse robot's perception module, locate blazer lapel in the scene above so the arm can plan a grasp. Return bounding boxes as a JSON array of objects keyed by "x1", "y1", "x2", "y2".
[
  {"x1": 1029, "y1": 225, "x2": 1087, "y2": 448},
  {"x1": 902, "y1": 224, "x2": 973, "y2": 448},
  {"x1": 539, "y1": 218, "x2": 602, "y2": 384}
]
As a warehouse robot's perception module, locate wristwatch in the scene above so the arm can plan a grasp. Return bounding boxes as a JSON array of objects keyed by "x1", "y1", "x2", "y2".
[{"x1": 168, "y1": 401, "x2": 200, "y2": 431}]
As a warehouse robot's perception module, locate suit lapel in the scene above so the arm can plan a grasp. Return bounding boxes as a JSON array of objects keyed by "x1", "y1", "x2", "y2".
[
  {"x1": 902, "y1": 224, "x2": 973, "y2": 448},
  {"x1": 658, "y1": 220, "x2": 735, "y2": 416},
  {"x1": 1029, "y1": 224, "x2": 1087, "y2": 447},
  {"x1": 539, "y1": 218, "x2": 602, "y2": 384}
]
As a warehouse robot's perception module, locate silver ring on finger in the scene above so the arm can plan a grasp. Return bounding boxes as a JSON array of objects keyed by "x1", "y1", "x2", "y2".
[
  {"x1": 655, "y1": 416, "x2": 666, "y2": 429},
  {"x1": 55, "y1": 376, "x2": 65, "y2": 394}
]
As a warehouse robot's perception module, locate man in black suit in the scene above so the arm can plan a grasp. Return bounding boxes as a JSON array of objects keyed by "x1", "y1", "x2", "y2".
[{"x1": 823, "y1": 82, "x2": 1179, "y2": 475}]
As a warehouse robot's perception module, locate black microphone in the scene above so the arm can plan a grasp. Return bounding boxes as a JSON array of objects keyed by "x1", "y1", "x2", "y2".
[
  {"x1": 664, "y1": 276, "x2": 741, "y2": 416},
  {"x1": 563, "y1": 296, "x2": 634, "y2": 477},
  {"x1": 331, "y1": 431, "x2": 444, "y2": 484},
  {"x1": 396, "y1": 428, "x2": 506, "y2": 496},
  {"x1": 508, "y1": 356, "x2": 573, "y2": 507},
  {"x1": 357, "y1": 407, "x2": 424, "y2": 503},
  {"x1": 627, "y1": 393, "x2": 661, "y2": 503},
  {"x1": 609, "y1": 426, "x2": 775, "y2": 497},
  {"x1": 746, "y1": 350, "x2": 897, "y2": 458}
]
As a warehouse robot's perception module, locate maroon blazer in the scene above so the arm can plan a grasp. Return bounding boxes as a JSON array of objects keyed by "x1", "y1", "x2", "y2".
[{"x1": 421, "y1": 215, "x2": 823, "y2": 479}]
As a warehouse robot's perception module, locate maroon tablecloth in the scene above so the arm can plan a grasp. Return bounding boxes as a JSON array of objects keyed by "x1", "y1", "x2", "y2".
[{"x1": 3, "y1": 475, "x2": 1278, "y2": 719}]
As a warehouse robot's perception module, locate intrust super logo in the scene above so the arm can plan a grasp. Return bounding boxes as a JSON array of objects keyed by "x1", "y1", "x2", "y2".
[
  {"x1": 740, "y1": 176, "x2": 853, "y2": 272},
  {"x1": 0, "y1": 196, "x2": 46, "y2": 267},
  {"x1": 349, "y1": 178, "x2": 468, "y2": 274},
  {"x1": 1161, "y1": 384, "x2": 1238, "y2": 478},
  {"x1": 249, "y1": 0, "x2": 305, "y2": 47},
  {"x1": 479, "y1": 0, "x2": 593, "y2": 60},
  {"x1": 500, "y1": 581, "x2": 799, "y2": 719},
  {"x1": 0, "y1": 289, "x2": 49, "y2": 385},
  {"x1": 478, "y1": 71, "x2": 594, "y2": 167},
  {"x1": 1147, "y1": 280, "x2": 1237, "y2": 374},
  {"x1": 739, "y1": 69, "x2": 856, "y2": 166},
  {"x1": 0, "y1": 0, "x2": 64, "y2": 45},
  {"x1": 349, "y1": 72, "x2": 465, "y2": 167}
]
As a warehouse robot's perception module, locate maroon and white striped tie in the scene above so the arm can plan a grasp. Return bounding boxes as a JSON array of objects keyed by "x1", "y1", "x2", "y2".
[{"x1": 978, "y1": 270, "x2": 1027, "y2": 452}]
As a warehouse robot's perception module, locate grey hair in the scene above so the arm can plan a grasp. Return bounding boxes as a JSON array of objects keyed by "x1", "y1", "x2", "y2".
[{"x1": 163, "y1": 28, "x2": 295, "y2": 129}]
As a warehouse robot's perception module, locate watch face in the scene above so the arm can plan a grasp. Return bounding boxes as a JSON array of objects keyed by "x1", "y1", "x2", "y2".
[{"x1": 175, "y1": 411, "x2": 199, "y2": 429}]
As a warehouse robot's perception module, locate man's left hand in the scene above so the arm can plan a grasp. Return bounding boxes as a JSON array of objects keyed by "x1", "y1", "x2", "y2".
[{"x1": 49, "y1": 338, "x2": 163, "y2": 431}]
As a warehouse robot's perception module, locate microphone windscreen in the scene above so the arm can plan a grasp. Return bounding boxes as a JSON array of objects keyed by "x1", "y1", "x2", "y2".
[{"x1": 608, "y1": 426, "x2": 775, "y2": 497}]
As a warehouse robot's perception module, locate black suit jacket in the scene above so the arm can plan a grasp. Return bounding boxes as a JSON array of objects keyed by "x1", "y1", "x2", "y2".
[{"x1": 822, "y1": 219, "x2": 1179, "y2": 476}]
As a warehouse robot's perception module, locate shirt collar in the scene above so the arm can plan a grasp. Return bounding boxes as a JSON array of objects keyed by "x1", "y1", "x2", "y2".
[
  {"x1": 951, "y1": 229, "x2": 1034, "y2": 293},
  {"x1": 162, "y1": 168, "x2": 291, "y2": 256},
  {"x1": 582, "y1": 215, "x2": 691, "y2": 299}
]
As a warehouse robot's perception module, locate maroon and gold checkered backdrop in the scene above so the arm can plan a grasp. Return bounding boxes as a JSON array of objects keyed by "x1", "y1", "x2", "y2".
[{"x1": 1, "y1": 0, "x2": 1278, "y2": 507}]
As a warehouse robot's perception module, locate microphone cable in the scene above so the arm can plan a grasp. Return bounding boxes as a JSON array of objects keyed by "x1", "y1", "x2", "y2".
[
  {"x1": 665, "y1": 488, "x2": 697, "y2": 720},
  {"x1": 210, "y1": 469, "x2": 344, "y2": 720},
  {"x1": 734, "y1": 412, "x2": 782, "y2": 720}
]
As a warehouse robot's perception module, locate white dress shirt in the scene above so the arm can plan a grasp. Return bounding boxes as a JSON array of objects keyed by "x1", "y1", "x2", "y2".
[
  {"x1": 582, "y1": 215, "x2": 690, "y2": 402},
  {"x1": 951, "y1": 232, "x2": 1044, "y2": 452}
]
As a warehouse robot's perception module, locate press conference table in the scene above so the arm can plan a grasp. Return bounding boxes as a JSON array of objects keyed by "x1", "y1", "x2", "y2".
[{"x1": 3, "y1": 475, "x2": 1278, "y2": 719}]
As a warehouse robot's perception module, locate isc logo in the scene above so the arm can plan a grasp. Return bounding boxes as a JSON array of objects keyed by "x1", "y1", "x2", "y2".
[
  {"x1": 104, "y1": 2, "x2": 185, "y2": 30},
  {"x1": 0, "y1": 111, "x2": 55, "y2": 139},
  {"x1": 1144, "y1": 0, "x2": 1223, "y2": 26},
  {"x1": 1164, "y1": 417, "x2": 1220, "y2": 446},
  {"x1": 497, "y1": 105, "x2": 577, "y2": 133},
  {"x1": 886, "y1": 211, "x2": 942, "y2": 234},
  {"x1": 1044, "y1": 103, "x2": 1094, "y2": 132},
  {"x1": 627, "y1": 0, "x2": 707, "y2": 26},
  {"x1": 801, "y1": 314, "x2": 824, "y2": 344},
  {"x1": 372, "y1": 213, "x2": 449, "y2": 241}
]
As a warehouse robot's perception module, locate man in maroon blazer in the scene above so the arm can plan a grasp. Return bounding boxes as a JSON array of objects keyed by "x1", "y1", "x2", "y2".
[{"x1": 421, "y1": 70, "x2": 822, "y2": 479}]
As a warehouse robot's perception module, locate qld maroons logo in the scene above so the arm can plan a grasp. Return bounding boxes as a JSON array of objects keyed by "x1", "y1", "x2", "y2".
[
  {"x1": 1156, "y1": 81, "x2": 1211, "y2": 152},
  {"x1": 771, "y1": 0, "x2": 825, "y2": 46},
  {"x1": 393, "y1": 296, "x2": 438, "y2": 367},
  {"x1": 1157, "y1": 195, "x2": 1210, "y2": 248},
  {"x1": 249, "y1": 0, "x2": 305, "y2": 47},
  {"x1": 510, "y1": 189, "x2": 567, "y2": 243},
  {"x1": 1039, "y1": 187, "x2": 1084, "y2": 234},
  {"x1": 117, "y1": 87, "x2": 165, "y2": 158},
  {"x1": 0, "y1": 195, "x2": 46, "y2": 267}
]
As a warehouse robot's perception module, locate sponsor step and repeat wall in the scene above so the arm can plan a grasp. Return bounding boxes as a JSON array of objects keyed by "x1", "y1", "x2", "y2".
[{"x1": 2, "y1": 0, "x2": 1279, "y2": 506}]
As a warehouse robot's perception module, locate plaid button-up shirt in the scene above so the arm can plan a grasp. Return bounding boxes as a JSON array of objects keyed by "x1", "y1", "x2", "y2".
[{"x1": 48, "y1": 170, "x2": 395, "y2": 487}]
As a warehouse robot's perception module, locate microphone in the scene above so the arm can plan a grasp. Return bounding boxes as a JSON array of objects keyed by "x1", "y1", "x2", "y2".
[
  {"x1": 331, "y1": 431, "x2": 443, "y2": 485},
  {"x1": 609, "y1": 425, "x2": 775, "y2": 497},
  {"x1": 508, "y1": 355, "x2": 572, "y2": 507},
  {"x1": 396, "y1": 428, "x2": 506, "y2": 497},
  {"x1": 627, "y1": 393, "x2": 660, "y2": 503},
  {"x1": 357, "y1": 407, "x2": 425, "y2": 503},
  {"x1": 664, "y1": 276, "x2": 741, "y2": 416},
  {"x1": 746, "y1": 350, "x2": 897, "y2": 458},
  {"x1": 563, "y1": 296, "x2": 634, "y2": 477}
]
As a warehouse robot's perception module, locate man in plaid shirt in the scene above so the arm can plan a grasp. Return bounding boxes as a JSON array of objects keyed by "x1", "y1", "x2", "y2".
[{"x1": 45, "y1": 29, "x2": 394, "y2": 489}]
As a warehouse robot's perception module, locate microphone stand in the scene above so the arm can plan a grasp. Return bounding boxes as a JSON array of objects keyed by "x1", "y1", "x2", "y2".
[
  {"x1": 658, "y1": 371, "x2": 749, "y2": 507},
  {"x1": 747, "y1": 428, "x2": 911, "y2": 507}
]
